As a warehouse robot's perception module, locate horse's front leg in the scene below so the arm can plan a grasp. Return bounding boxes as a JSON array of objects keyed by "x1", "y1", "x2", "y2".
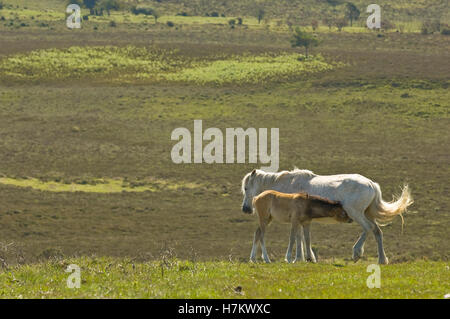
[
  {"x1": 303, "y1": 223, "x2": 317, "y2": 263},
  {"x1": 250, "y1": 227, "x2": 261, "y2": 263},
  {"x1": 294, "y1": 225, "x2": 305, "y2": 263},
  {"x1": 285, "y1": 223, "x2": 298, "y2": 263}
]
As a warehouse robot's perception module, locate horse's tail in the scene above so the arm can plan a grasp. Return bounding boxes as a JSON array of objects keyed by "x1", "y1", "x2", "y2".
[{"x1": 366, "y1": 182, "x2": 413, "y2": 227}]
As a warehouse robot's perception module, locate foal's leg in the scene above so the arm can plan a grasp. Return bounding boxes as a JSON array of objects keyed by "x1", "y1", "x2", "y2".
[
  {"x1": 250, "y1": 227, "x2": 261, "y2": 263},
  {"x1": 303, "y1": 223, "x2": 317, "y2": 263},
  {"x1": 294, "y1": 225, "x2": 305, "y2": 263},
  {"x1": 259, "y1": 222, "x2": 271, "y2": 263},
  {"x1": 285, "y1": 222, "x2": 298, "y2": 263}
]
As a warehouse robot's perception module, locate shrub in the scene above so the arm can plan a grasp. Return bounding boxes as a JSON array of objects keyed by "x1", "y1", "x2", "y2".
[
  {"x1": 166, "y1": 21, "x2": 174, "y2": 27},
  {"x1": 311, "y1": 19, "x2": 318, "y2": 31},
  {"x1": 228, "y1": 19, "x2": 236, "y2": 27},
  {"x1": 237, "y1": 17, "x2": 243, "y2": 25},
  {"x1": 210, "y1": 12, "x2": 219, "y2": 17},
  {"x1": 335, "y1": 18, "x2": 347, "y2": 31},
  {"x1": 176, "y1": 12, "x2": 188, "y2": 16},
  {"x1": 0, "y1": 2, "x2": 3, "y2": 10},
  {"x1": 441, "y1": 27, "x2": 450, "y2": 35},
  {"x1": 381, "y1": 19, "x2": 395, "y2": 31},
  {"x1": 421, "y1": 20, "x2": 441, "y2": 34},
  {"x1": 109, "y1": 20, "x2": 116, "y2": 27},
  {"x1": 131, "y1": 6, "x2": 153, "y2": 16}
]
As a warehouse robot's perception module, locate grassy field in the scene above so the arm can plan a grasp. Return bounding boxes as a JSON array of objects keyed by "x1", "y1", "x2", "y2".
[
  {"x1": 0, "y1": 0, "x2": 448, "y2": 299},
  {"x1": 0, "y1": 257, "x2": 448, "y2": 298}
]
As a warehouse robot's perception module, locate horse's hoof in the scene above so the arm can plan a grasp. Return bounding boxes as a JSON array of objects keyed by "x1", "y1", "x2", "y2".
[
  {"x1": 379, "y1": 257, "x2": 389, "y2": 265},
  {"x1": 352, "y1": 255, "x2": 361, "y2": 263},
  {"x1": 306, "y1": 258, "x2": 317, "y2": 263},
  {"x1": 249, "y1": 258, "x2": 256, "y2": 263},
  {"x1": 293, "y1": 258, "x2": 305, "y2": 263}
]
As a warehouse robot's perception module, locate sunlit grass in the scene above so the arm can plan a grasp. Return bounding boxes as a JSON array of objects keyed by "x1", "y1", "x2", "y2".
[
  {"x1": 163, "y1": 53, "x2": 341, "y2": 84},
  {"x1": 0, "y1": 46, "x2": 184, "y2": 81},
  {"x1": 0, "y1": 177, "x2": 203, "y2": 193},
  {"x1": 0, "y1": 47, "x2": 342, "y2": 84},
  {"x1": 0, "y1": 257, "x2": 448, "y2": 298}
]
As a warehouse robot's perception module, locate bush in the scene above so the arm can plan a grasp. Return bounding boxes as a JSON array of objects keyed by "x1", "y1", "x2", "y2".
[
  {"x1": 441, "y1": 27, "x2": 450, "y2": 35},
  {"x1": 381, "y1": 19, "x2": 395, "y2": 31},
  {"x1": 176, "y1": 12, "x2": 188, "y2": 17},
  {"x1": 421, "y1": 20, "x2": 441, "y2": 34},
  {"x1": 83, "y1": 15, "x2": 89, "y2": 21},
  {"x1": 311, "y1": 19, "x2": 319, "y2": 31},
  {"x1": 131, "y1": 6, "x2": 153, "y2": 16},
  {"x1": 210, "y1": 12, "x2": 219, "y2": 17},
  {"x1": 166, "y1": 21, "x2": 174, "y2": 27},
  {"x1": 237, "y1": 17, "x2": 243, "y2": 25},
  {"x1": 335, "y1": 18, "x2": 347, "y2": 31},
  {"x1": 228, "y1": 19, "x2": 236, "y2": 26},
  {"x1": 420, "y1": 24, "x2": 429, "y2": 35},
  {"x1": 109, "y1": 20, "x2": 116, "y2": 27},
  {"x1": 0, "y1": 2, "x2": 3, "y2": 10}
]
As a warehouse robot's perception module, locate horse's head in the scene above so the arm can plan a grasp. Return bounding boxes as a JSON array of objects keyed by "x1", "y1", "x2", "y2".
[{"x1": 241, "y1": 169, "x2": 260, "y2": 214}]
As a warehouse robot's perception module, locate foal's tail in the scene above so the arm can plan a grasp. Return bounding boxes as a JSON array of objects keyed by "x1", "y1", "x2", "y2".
[{"x1": 366, "y1": 182, "x2": 413, "y2": 227}]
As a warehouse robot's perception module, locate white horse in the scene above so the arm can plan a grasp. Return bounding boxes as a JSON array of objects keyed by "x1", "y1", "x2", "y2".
[{"x1": 241, "y1": 168, "x2": 413, "y2": 264}]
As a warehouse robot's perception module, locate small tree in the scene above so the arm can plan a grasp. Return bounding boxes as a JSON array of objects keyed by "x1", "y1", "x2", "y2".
[
  {"x1": 290, "y1": 27, "x2": 319, "y2": 58},
  {"x1": 322, "y1": 17, "x2": 334, "y2": 30},
  {"x1": 344, "y1": 2, "x2": 360, "y2": 27},
  {"x1": 311, "y1": 19, "x2": 319, "y2": 31},
  {"x1": 98, "y1": 0, "x2": 120, "y2": 16},
  {"x1": 255, "y1": 6, "x2": 265, "y2": 24},
  {"x1": 83, "y1": 0, "x2": 98, "y2": 15},
  {"x1": 335, "y1": 17, "x2": 347, "y2": 31},
  {"x1": 152, "y1": 10, "x2": 160, "y2": 23}
]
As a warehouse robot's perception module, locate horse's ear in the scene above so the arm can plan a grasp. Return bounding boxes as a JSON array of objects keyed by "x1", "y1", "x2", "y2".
[{"x1": 251, "y1": 169, "x2": 256, "y2": 176}]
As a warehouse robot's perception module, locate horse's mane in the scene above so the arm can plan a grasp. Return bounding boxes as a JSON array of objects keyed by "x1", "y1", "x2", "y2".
[
  {"x1": 241, "y1": 167, "x2": 317, "y2": 193},
  {"x1": 294, "y1": 192, "x2": 341, "y2": 206}
]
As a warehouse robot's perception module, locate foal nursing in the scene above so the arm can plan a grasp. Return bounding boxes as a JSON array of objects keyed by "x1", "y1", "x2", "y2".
[{"x1": 250, "y1": 190, "x2": 352, "y2": 263}]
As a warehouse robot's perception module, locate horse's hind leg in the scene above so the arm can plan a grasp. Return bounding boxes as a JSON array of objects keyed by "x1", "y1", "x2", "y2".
[
  {"x1": 345, "y1": 207, "x2": 375, "y2": 263},
  {"x1": 250, "y1": 227, "x2": 261, "y2": 263},
  {"x1": 294, "y1": 225, "x2": 305, "y2": 263},
  {"x1": 373, "y1": 222, "x2": 388, "y2": 264}
]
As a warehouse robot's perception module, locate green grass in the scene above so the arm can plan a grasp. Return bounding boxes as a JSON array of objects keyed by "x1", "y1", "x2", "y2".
[
  {"x1": 164, "y1": 53, "x2": 340, "y2": 84},
  {"x1": 0, "y1": 46, "x2": 341, "y2": 84},
  {"x1": 0, "y1": 177, "x2": 204, "y2": 193},
  {"x1": 0, "y1": 46, "x2": 184, "y2": 82},
  {"x1": 0, "y1": 257, "x2": 448, "y2": 298}
]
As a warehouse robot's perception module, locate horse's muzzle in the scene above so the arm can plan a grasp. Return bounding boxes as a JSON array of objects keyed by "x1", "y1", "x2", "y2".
[{"x1": 242, "y1": 205, "x2": 252, "y2": 214}]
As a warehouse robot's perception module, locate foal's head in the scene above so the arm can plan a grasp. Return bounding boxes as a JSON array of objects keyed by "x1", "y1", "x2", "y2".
[{"x1": 332, "y1": 207, "x2": 353, "y2": 223}]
